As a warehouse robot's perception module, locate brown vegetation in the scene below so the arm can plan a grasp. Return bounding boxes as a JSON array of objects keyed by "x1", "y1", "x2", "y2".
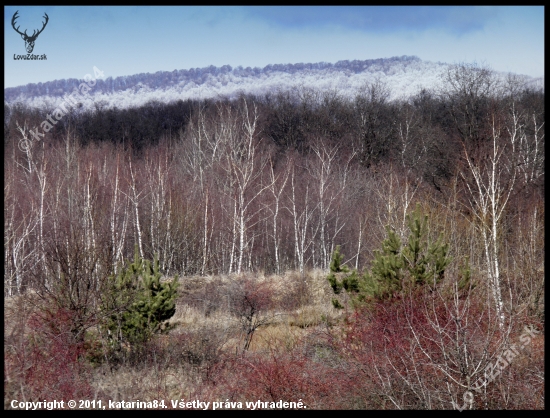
[{"x1": 4, "y1": 63, "x2": 544, "y2": 409}]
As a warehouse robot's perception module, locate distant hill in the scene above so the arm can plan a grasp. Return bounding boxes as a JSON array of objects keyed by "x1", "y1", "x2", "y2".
[{"x1": 4, "y1": 55, "x2": 543, "y2": 110}]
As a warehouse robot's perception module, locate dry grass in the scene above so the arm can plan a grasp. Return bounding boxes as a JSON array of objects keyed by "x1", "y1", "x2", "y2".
[
  {"x1": 91, "y1": 362, "x2": 199, "y2": 402},
  {"x1": 169, "y1": 268, "x2": 343, "y2": 335},
  {"x1": 5, "y1": 266, "x2": 544, "y2": 409},
  {"x1": 5, "y1": 269, "x2": 348, "y2": 405}
]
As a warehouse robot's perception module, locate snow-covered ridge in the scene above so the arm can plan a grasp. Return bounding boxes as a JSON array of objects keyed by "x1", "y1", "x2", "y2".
[{"x1": 4, "y1": 56, "x2": 543, "y2": 111}]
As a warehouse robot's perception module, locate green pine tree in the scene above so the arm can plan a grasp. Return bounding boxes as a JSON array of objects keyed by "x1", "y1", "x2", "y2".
[
  {"x1": 327, "y1": 245, "x2": 349, "y2": 295},
  {"x1": 363, "y1": 226, "x2": 404, "y2": 300},
  {"x1": 330, "y1": 245, "x2": 349, "y2": 273},
  {"x1": 328, "y1": 204, "x2": 451, "y2": 306},
  {"x1": 400, "y1": 205, "x2": 450, "y2": 289},
  {"x1": 101, "y1": 246, "x2": 179, "y2": 349}
]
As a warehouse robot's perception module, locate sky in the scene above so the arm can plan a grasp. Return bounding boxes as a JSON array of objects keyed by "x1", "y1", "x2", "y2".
[{"x1": 4, "y1": 6, "x2": 544, "y2": 89}]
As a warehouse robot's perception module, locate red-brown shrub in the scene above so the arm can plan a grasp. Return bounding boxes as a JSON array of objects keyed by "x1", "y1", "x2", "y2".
[
  {"x1": 5, "y1": 306, "x2": 94, "y2": 403},
  {"x1": 197, "y1": 349, "x2": 359, "y2": 409},
  {"x1": 227, "y1": 276, "x2": 277, "y2": 352},
  {"x1": 335, "y1": 287, "x2": 544, "y2": 409}
]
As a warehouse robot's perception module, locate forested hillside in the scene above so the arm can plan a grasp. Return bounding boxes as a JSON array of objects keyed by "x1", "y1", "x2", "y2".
[
  {"x1": 5, "y1": 55, "x2": 543, "y2": 110},
  {"x1": 4, "y1": 62, "x2": 544, "y2": 409}
]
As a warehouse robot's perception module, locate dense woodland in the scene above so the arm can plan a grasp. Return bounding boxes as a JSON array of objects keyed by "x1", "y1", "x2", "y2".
[
  {"x1": 4, "y1": 63, "x2": 544, "y2": 409},
  {"x1": 3, "y1": 56, "x2": 432, "y2": 103}
]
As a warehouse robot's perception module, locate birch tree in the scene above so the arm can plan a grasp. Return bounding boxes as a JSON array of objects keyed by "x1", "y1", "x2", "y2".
[
  {"x1": 109, "y1": 153, "x2": 129, "y2": 273},
  {"x1": 217, "y1": 99, "x2": 273, "y2": 274},
  {"x1": 309, "y1": 143, "x2": 339, "y2": 271},
  {"x1": 4, "y1": 174, "x2": 39, "y2": 296},
  {"x1": 15, "y1": 121, "x2": 49, "y2": 287},
  {"x1": 461, "y1": 109, "x2": 520, "y2": 329},
  {"x1": 287, "y1": 166, "x2": 319, "y2": 274},
  {"x1": 267, "y1": 157, "x2": 291, "y2": 275},
  {"x1": 180, "y1": 103, "x2": 219, "y2": 275},
  {"x1": 127, "y1": 158, "x2": 145, "y2": 260}
]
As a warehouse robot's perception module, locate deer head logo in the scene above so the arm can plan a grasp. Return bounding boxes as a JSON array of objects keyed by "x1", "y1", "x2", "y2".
[{"x1": 12, "y1": 10, "x2": 49, "y2": 54}]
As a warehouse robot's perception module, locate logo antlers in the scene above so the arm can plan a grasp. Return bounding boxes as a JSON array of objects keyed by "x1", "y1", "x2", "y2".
[{"x1": 12, "y1": 10, "x2": 49, "y2": 54}]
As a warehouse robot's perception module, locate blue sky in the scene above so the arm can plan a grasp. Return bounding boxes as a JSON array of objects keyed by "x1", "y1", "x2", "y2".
[{"x1": 4, "y1": 6, "x2": 544, "y2": 88}]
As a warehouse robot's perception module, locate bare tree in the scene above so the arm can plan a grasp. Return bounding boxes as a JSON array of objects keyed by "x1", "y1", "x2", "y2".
[
  {"x1": 109, "y1": 153, "x2": 130, "y2": 273},
  {"x1": 15, "y1": 121, "x2": 49, "y2": 287},
  {"x1": 460, "y1": 108, "x2": 520, "y2": 329},
  {"x1": 441, "y1": 62, "x2": 498, "y2": 148},
  {"x1": 227, "y1": 276, "x2": 277, "y2": 352},
  {"x1": 127, "y1": 158, "x2": 145, "y2": 259},
  {"x1": 267, "y1": 156, "x2": 291, "y2": 275},
  {"x1": 287, "y1": 165, "x2": 319, "y2": 274},
  {"x1": 309, "y1": 143, "x2": 339, "y2": 270},
  {"x1": 216, "y1": 99, "x2": 273, "y2": 274},
  {"x1": 4, "y1": 183, "x2": 39, "y2": 295},
  {"x1": 180, "y1": 103, "x2": 222, "y2": 275},
  {"x1": 373, "y1": 165, "x2": 420, "y2": 242},
  {"x1": 353, "y1": 78, "x2": 394, "y2": 167}
]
